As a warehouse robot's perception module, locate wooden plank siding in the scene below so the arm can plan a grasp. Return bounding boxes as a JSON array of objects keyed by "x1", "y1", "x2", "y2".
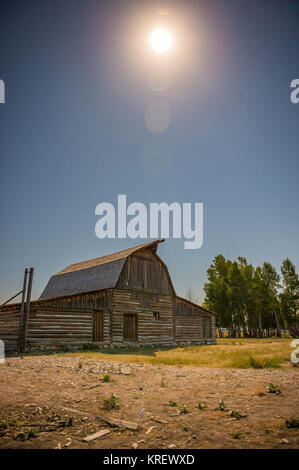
[
  {"x1": 116, "y1": 252, "x2": 173, "y2": 295},
  {"x1": 26, "y1": 307, "x2": 94, "y2": 347},
  {"x1": 41, "y1": 289, "x2": 112, "y2": 311},
  {"x1": 175, "y1": 297, "x2": 216, "y2": 344},
  {"x1": 0, "y1": 308, "x2": 21, "y2": 350},
  {"x1": 111, "y1": 289, "x2": 174, "y2": 345}
]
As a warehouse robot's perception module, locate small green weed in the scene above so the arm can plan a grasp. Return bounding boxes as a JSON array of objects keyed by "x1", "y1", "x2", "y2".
[
  {"x1": 285, "y1": 418, "x2": 299, "y2": 429},
  {"x1": 229, "y1": 410, "x2": 247, "y2": 419},
  {"x1": 102, "y1": 373, "x2": 111, "y2": 383},
  {"x1": 218, "y1": 401, "x2": 228, "y2": 412},
  {"x1": 178, "y1": 405, "x2": 188, "y2": 415},
  {"x1": 197, "y1": 402, "x2": 208, "y2": 410},
  {"x1": 267, "y1": 383, "x2": 281, "y2": 394},
  {"x1": 0, "y1": 418, "x2": 20, "y2": 430},
  {"x1": 15, "y1": 429, "x2": 37, "y2": 441},
  {"x1": 102, "y1": 394, "x2": 120, "y2": 411},
  {"x1": 169, "y1": 400, "x2": 177, "y2": 407}
]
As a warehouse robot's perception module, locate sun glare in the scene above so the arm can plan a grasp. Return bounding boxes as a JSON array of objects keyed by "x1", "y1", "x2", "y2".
[{"x1": 149, "y1": 29, "x2": 173, "y2": 54}]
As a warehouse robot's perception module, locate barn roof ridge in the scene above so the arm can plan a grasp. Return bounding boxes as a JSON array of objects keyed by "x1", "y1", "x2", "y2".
[{"x1": 55, "y1": 239, "x2": 165, "y2": 276}]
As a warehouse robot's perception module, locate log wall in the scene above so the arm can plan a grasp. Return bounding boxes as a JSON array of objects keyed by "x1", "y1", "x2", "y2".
[
  {"x1": 175, "y1": 298, "x2": 216, "y2": 344},
  {"x1": 0, "y1": 288, "x2": 216, "y2": 350},
  {"x1": 111, "y1": 289, "x2": 174, "y2": 345},
  {"x1": 0, "y1": 307, "x2": 21, "y2": 350},
  {"x1": 41, "y1": 290, "x2": 112, "y2": 310},
  {"x1": 26, "y1": 307, "x2": 94, "y2": 348}
]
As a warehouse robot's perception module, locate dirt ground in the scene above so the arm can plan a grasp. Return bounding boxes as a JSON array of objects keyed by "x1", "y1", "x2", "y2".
[{"x1": 0, "y1": 354, "x2": 298, "y2": 449}]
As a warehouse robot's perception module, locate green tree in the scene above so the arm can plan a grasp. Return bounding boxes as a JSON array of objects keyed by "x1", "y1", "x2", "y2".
[
  {"x1": 204, "y1": 256, "x2": 283, "y2": 338},
  {"x1": 203, "y1": 255, "x2": 231, "y2": 336},
  {"x1": 260, "y1": 262, "x2": 281, "y2": 336},
  {"x1": 280, "y1": 259, "x2": 299, "y2": 337}
]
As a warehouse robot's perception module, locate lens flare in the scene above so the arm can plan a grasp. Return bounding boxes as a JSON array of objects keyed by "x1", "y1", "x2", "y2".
[
  {"x1": 149, "y1": 29, "x2": 173, "y2": 54},
  {"x1": 145, "y1": 101, "x2": 171, "y2": 134}
]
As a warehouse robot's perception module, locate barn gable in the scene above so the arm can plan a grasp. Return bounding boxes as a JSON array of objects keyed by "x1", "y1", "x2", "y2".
[{"x1": 116, "y1": 249, "x2": 175, "y2": 296}]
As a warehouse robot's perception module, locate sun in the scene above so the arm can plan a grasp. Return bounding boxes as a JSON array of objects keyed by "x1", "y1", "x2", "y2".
[{"x1": 149, "y1": 29, "x2": 173, "y2": 54}]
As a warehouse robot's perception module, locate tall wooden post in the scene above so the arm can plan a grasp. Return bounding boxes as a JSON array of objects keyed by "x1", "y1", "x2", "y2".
[
  {"x1": 17, "y1": 268, "x2": 29, "y2": 353},
  {"x1": 20, "y1": 267, "x2": 34, "y2": 353}
]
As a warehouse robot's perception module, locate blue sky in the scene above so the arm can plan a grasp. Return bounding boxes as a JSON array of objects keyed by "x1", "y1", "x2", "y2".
[{"x1": 0, "y1": 0, "x2": 298, "y2": 304}]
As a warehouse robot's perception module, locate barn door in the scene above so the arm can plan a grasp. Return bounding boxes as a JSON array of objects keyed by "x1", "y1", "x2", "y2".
[
  {"x1": 93, "y1": 310, "x2": 104, "y2": 342},
  {"x1": 123, "y1": 314, "x2": 137, "y2": 342}
]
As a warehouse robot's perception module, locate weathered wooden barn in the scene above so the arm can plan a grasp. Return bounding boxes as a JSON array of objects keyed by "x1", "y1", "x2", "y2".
[{"x1": 0, "y1": 240, "x2": 216, "y2": 351}]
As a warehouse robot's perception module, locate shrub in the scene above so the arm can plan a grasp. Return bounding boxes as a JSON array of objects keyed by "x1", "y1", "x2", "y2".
[
  {"x1": 229, "y1": 410, "x2": 246, "y2": 419},
  {"x1": 267, "y1": 383, "x2": 281, "y2": 394},
  {"x1": 169, "y1": 400, "x2": 177, "y2": 407},
  {"x1": 82, "y1": 343, "x2": 99, "y2": 351},
  {"x1": 59, "y1": 417, "x2": 73, "y2": 427},
  {"x1": 0, "y1": 418, "x2": 20, "y2": 430},
  {"x1": 218, "y1": 401, "x2": 228, "y2": 412},
  {"x1": 15, "y1": 429, "x2": 37, "y2": 441},
  {"x1": 285, "y1": 418, "x2": 299, "y2": 429},
  {"x1": 178, "y1": 405, "x2": 188, "y2": 414},
  {"x1": 102, "y1": 394, "x2": 120, "y2": 411},
  {"x1": 102, "y1": 373, "x2": 111, "y2": 383},
  {"x1": 197, "y1": 402, "x2": 208, "y2": 410}
]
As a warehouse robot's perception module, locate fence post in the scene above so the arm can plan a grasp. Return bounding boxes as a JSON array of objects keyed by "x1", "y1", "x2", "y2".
[
  {"x1": 17, "y1": 269, "x2": 29, "y2": 353},
  {"x1": 20, "y1": 267, "x2": 34, "y2": 353}
]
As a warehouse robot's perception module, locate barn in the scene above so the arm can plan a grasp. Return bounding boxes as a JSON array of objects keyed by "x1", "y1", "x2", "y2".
[{"x1": 0, "y1": 239, "x2": 216, "y2": 351}]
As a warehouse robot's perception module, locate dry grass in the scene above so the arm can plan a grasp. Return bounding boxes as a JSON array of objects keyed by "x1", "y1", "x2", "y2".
[{"x1": 65, "y1": 338, "x2": 292, "y2": 369}]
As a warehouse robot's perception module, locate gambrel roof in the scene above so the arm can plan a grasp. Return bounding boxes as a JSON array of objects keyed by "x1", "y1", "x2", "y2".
[{"x1": 39, "y1": 240, "x2": 165, "y2": 300}]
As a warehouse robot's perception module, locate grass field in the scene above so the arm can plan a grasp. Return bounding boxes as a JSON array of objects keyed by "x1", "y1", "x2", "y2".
[{"x1": 65, "y1": 338, "x2": 295, "y2": 369}]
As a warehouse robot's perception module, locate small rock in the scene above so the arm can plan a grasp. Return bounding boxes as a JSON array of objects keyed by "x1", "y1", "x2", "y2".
[
  {"x1": 168, "y1": 444, "x2": 177, "y2": 449},
  {"x1": 146, "y1": 426, "x2": 156, "y2": 435},
  {"x1": 279, "y1": 439, "x2": 289, "y2": 444},
  {"x1": 64, "y1": 439, "x2": 72, "y2": 447},
  {"x1": 132, "y1": 442, "x2": 138, "y2": 449}
]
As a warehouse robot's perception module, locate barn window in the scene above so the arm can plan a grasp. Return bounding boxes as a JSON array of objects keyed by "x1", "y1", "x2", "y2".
[
  {"x1": 203, "y1": 317, "x2": 212, "y2": 338},
  {"x1": 153, "y1": 312, "x2": 160, "y2": 320}
]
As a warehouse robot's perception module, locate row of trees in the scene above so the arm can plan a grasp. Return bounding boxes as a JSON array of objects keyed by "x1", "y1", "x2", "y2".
[{"x1": 203, "y1": 255, "x2": 299, "y2": 338}]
